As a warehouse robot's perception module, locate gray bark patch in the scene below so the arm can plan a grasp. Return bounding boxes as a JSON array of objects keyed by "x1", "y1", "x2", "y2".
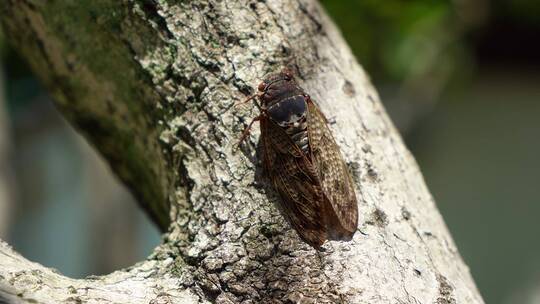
[
  {"x1": 342, "y1": 80, "x2": 356, "y2": 97},
  {"x1": 368, "y1": 208, "x2": 389, "y2": 228},
  {"x1": 437, "y1": 274, "x2": 457, "y2": 304}
]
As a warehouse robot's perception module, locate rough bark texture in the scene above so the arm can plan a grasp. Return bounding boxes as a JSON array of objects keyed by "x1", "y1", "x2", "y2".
[{"x1": 0, "y1": 1, "x2": 484, "y2": 303}]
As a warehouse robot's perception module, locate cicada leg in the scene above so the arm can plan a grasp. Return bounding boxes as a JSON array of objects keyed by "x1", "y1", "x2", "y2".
[
  {"x1": 234, "y1": 93, "x2": 262, "y2": 108},
  {"x1": 237, "y1": 114, "x2": 263, "y2": 146}
]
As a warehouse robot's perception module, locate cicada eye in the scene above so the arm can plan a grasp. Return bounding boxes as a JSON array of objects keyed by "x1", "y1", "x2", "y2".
[
  {"x1": 282, "y1": 68, "x2": 294, "y2": 81},
  {"x1": 258, "y1": 82, "x2": 266, "y2": 92},
  {"x1": 284, "y1": 72, "x2": 292, "y2": 81}
]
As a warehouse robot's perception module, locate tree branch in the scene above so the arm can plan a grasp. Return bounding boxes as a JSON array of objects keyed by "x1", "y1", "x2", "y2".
[{"x1": 0, "y1": 0, "x2": 484, "y2": 303}]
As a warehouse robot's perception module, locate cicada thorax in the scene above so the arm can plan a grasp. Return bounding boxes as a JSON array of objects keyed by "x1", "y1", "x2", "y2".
[
  {"x1": 266, "y1": 95, "x2": 310, "y2": 154},
  {"x1": 260, "y1": 75, "x2": 311, "y2": 155}
]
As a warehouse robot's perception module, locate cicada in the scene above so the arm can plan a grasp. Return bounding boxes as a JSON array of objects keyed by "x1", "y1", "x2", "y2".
[{"x1": 238, "y1": 69, "x2": 359, "y2": 249}]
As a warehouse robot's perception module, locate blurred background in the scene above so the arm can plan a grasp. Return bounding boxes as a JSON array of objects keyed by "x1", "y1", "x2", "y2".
[{"x1": 0, "y1": 1, "x2": 539, "y2": 303}]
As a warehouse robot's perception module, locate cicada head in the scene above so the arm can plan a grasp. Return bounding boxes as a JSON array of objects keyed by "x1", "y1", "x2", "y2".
[{"x1": 258, "y1": 69, "x2": 304, "y2": 108}]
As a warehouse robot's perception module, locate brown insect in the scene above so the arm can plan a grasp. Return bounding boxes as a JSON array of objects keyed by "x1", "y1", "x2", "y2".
[{"x1": 238, "y1": 68, "x2": 359, "y2": 249}]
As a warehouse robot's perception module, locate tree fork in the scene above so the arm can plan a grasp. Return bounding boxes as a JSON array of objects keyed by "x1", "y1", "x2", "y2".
[{"x1": 0, "y1": 1, "x2": 484, "y2": 303}]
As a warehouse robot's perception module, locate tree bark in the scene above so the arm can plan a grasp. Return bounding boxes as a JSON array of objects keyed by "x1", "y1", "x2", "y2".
[{"x1": 0, "y1": 1, "x2": 484, "y2": 303}]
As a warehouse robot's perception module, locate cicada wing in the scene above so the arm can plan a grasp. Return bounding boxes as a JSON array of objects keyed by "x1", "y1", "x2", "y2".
[
  {"x1": 262, "y1": 117, "x2": 327, "y2": 248},
  {"x1": 307, "y1": 100, "x2": 359, "y2": 240}
]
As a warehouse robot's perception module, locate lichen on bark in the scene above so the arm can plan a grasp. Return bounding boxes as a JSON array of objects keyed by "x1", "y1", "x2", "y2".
[{"x1": 0, "y1": 1, "x2": 484, "y2": 303}]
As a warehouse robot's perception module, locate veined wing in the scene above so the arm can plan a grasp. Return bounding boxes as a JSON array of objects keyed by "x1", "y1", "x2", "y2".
[
  {"x1": 261, "y1": 117, "x2": 327, "y2": 248},
  {"x1": 307, "y1": 100, "x2": 358, "y2": 240}
]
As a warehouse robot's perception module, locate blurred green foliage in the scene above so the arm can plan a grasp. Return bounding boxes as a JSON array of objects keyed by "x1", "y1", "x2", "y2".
[
  {"x1": 321, "y1": 0, "x2": 463, "y2": 83},
  {"x1": 493, "y1": 0, "x2": 540, "y2": 25},
  {"x1": 321, "y1": 0, "x2": 540, "y2": 86},
  {"x1": 0, "y1": 28, "x2": 43, "y2": 114}
]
